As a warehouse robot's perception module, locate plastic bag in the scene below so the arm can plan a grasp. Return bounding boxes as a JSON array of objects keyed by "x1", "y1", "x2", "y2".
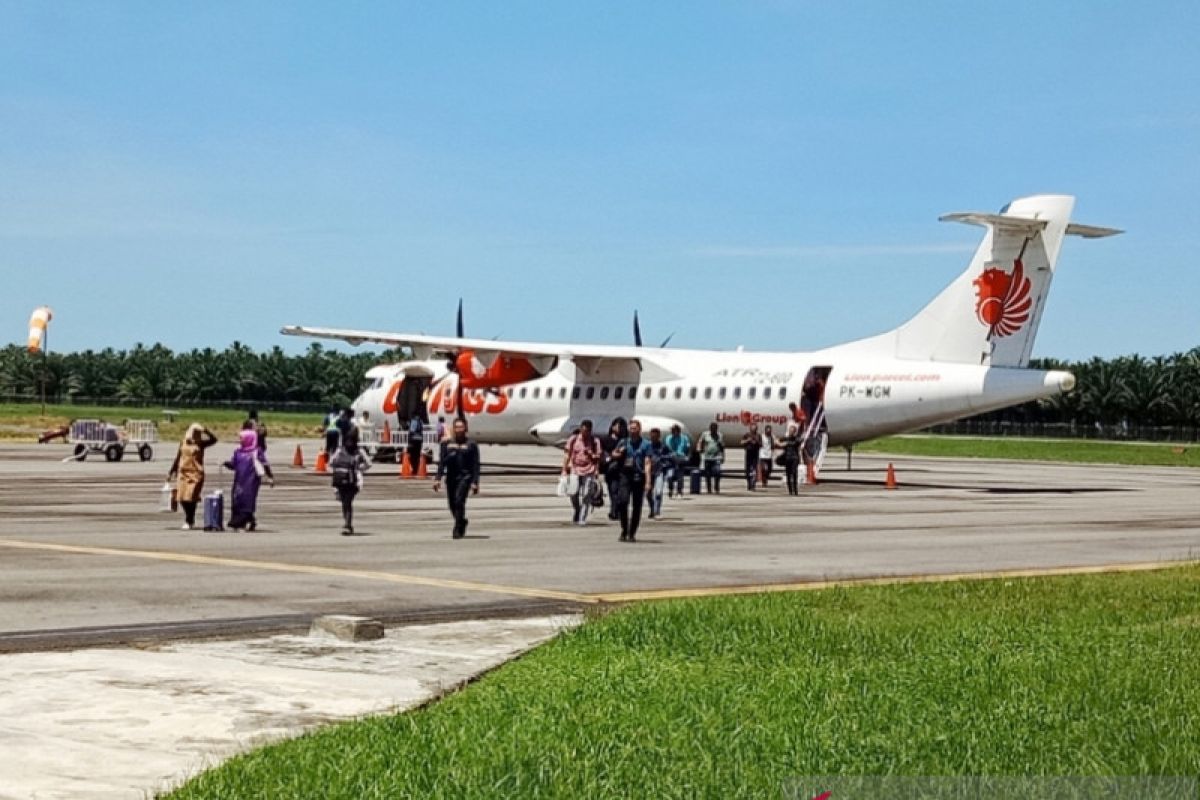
[
  {"x1": 556, "y1": 475, "x2": 569, "y2": 497},
  {"x1": 159, "y1": 482, "x2": 174, "y2": 512}
]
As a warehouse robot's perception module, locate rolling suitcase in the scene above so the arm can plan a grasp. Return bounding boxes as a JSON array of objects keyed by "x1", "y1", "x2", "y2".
[
  {"x1": 203, "y1": 490, "x2": 224, "y2": 531},
  {"x1": 689, "y1": 468, "x2": 702, "y2": 495}
]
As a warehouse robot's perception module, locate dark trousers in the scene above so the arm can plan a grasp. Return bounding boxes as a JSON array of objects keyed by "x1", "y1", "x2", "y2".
[
  {"x1": 181, "y1": 500, "x2": 197, "y2": 526},
  {"x1": 324, "y1": 430, "x2": 339, "y2": 455},
  {"x1": 785, "y1": 460, "x2": 799, "y2": 495},
  {"x1": 337, "y1": 485, "x2": 358, "y2": 528},
  {"x1": 407, "y1": 441, "x2": 422, "y2": 469},
  {"x1": 615, "y1": 474, "x2": 646, "y2": 540},
  {"x1": 446, "y1": 476, "x2": 471, "y2": 536},
  {"x1": 606, "y1": 472, "x2": 621, "y2": 519},
  {"x1": 669, "y1": 461, "x2": 686, "y2": 496},
  {"x1": 704, "y1": 460, "x2": 721, "y2": 493},
  {"x1": 760, "y1": 457, "x2": 772, "y2": 487},
  {"x1": 745, "y1": 451, "x2": 759, "y2": 490}
]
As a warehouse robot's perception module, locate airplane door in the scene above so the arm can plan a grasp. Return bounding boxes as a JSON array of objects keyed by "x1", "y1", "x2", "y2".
[{"x1": 396, "y1": 376, "x2": 431, "y2": 425}]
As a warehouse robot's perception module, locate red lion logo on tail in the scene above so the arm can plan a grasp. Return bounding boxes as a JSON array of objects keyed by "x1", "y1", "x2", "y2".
[{"x1": 973, "y1": 259, "x2": 1032, "y2": 337}]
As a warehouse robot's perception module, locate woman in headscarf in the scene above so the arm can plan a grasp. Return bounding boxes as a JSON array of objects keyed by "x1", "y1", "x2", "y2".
[
  {"x1": 224, "y1": 429, "x2": 274, "y2": 531},
  {"x1": 167, "y1": 424, "x2": 218, "y2": 531}
]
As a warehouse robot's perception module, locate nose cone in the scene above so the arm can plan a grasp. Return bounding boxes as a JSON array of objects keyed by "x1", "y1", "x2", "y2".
[{"x1": 1047, "y1": 370, "x2": 1076, "y2": 394}]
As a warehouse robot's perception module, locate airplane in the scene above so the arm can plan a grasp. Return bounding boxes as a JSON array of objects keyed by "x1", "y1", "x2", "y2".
[{"x1": 282, "y1": 194, "x2": 1120, "y2": 472}]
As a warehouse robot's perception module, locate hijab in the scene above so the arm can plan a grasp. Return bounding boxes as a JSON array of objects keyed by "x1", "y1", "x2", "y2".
[{"x1": 239, "y1": 429, "x2": 258, "y2": 453}]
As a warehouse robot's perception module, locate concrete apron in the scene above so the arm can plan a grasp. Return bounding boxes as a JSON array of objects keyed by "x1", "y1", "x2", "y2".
[{"x1": 0, "y1": 615, "x2": 581, "y2": 799}]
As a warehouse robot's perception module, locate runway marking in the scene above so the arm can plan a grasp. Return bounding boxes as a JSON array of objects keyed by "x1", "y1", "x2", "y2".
[
  {"x1": 586, "y1": 560, "x2": 1200, "y2": 603},
  {"x1": 0, "y1": 539, "x2": 596, "y2": 604}
]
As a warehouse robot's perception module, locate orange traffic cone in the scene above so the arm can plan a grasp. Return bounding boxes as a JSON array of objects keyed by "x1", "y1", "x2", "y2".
[
  {"x1": 381, "y1": 421, "x2": 391, "y2": 445},
  {"x1": 314, "y1": 450, "x2": 328, "y2": 474},
  {"x1": 400, "y1": 450, "x2": 413, "y2": 479},
  {"x1": 805, "y1": 460, "x2": 817, "y2": 485},
  {"x1": 417, "y1": 451, "x2": 429, "y2": 478},
  {"x1": 885, "y1": 462, "x2": 898, "y2": 490},
  {"x1": 292, "y1": 445, "x2": 304, "y2": 468}
]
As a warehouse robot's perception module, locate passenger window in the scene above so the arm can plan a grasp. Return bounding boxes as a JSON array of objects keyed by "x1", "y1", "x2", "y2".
[
  {"x1": 506, "y1": 388, "x2": 514, "y2": 398},
  {"x1": 733, "y1": 387, "x2": 741, "y2": 400},
  {"x1": 763, "y1": 387, "x2": 772, "y2": 400},
  {"x1": 600, "y1": 386, "x2": 610, "y2": 400},
  {"x1": 533, "y1": 387, "x2": 540, "y2": 399},
  {"x1": 675, "y1": 387, "x2": 683, "y2": 400},
  {"x1": 560, "y1": 387, "x2": 567, "y2": 399},
  {"x1": 748, "y1": 387, "x2": 757, "y2": 400},
  {"x1": 519, "y1": 387, "x2": 527, "y2": 399},
  {"x1": 572, "y1": 386, "x2": 581, "y2": 400},
  {"x1": 718, "y1": 387, "x2": 727, "y2": 400},
  {"x1": 614, "y1": 386, "x2": 624, "y2": 400},
  {"x1": 628, "y1": 386, "x2": 636, "y2": 398},
  {"x1": 644, "y1": 387, "x2": 652, "y2": 400},
  {"x1": 689, "y1": 387, "x2": 697, "y2": 400},
  {"x1": 586, "y1": 387, "x2": 595, "y2": 400},
  {"x1": 703, "y1": 387, "x2": 712, "y2": 400},
  {"x1": 658, "y1": 387, "x2": 667, "y2": 399}
]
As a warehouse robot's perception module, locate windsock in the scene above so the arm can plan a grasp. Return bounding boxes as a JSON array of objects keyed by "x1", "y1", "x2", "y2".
[{"x1": 27, "y1": 306, "x2": 52, "y2": 354}]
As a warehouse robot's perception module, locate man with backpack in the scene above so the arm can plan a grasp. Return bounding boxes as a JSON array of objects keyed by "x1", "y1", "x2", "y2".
[
  {"x1": 330, "y1": 429, "x2": 370, "y2": 535},
  {"x1": 560, "y1": 419, "x2": 603, "y2": 526}
]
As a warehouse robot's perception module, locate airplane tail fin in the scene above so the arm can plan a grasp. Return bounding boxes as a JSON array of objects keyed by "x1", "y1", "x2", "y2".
[{"x1": 841, "y1": 195, "x2": 1120, "y2": 367}]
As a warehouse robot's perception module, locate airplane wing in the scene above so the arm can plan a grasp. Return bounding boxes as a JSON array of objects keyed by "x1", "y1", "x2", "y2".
[{"x1": 280, "y1": 325, "x2": 681, "y2": 381}]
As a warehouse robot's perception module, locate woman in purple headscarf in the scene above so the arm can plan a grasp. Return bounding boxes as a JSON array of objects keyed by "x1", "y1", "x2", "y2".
[{"x1": 224, "y1": 429, "x2": 274, "y2": 531}]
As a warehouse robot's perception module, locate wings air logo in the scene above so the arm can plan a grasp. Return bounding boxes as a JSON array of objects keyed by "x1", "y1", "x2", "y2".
[{"x1": 973, "y1": 258, "x2": 1032, "y2": 338}]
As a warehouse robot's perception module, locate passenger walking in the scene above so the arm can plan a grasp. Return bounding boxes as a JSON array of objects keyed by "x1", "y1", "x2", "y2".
[
  {"x1": 436, "y1": 416, "x2": 447, "y2": 440},
  {"x1": 741, "y1": 423, "x2": 762, "y2": 491},
  {"x1": 224, "y1": 429, "x2": 274, "y2": 531},
  {"x1": 406, "y1": 414, "x2": 425, "y2": 472},
  {"x1": 560, "y1": 419, "x2": 602, "y2": 526},
  {"x1": 697, "y1": 422, "x2": 725, "y2": 494},
  {"x1": 245, "y1": 409, "x2": 268, "y2": 453},
  {"x1": 330, "y1": 429, "x2": 370, "y2": 535},
  {"x1": 613, "y1": 419, "x2": 654, "y2": 542},
  {"x1": 166, "y1": 424, "x2": 217, "y2": 531},
  {"x1": 664, "y1": 424, "x2": 691, "y2": 498},
  {"x1": 434, "y1": 418, "x2": 480, "y2": 539},
  {"x1": 760, "y1": 424, "x2": 776, "y2": 489},
  {"x1": 779, "y1": 422, "x2": 803, "y2": 495},
  {"x1": 647, "y1": 427, "x2": 671, "y2": 519},
  {"x1": 600, "y1": 417, "x2": 628, "y2": 520}
]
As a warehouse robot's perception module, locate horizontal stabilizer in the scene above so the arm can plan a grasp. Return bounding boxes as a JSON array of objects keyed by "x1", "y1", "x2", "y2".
[
  {"x1": 1065, "y1": 222, "x2": 1123, "y2": 238},
  {"x1": 938, "y1": 212, "x2": 1047, "y2": 235}
]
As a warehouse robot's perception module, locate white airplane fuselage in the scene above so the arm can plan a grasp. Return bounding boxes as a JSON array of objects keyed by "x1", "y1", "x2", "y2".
[{"x1": 352, "y1": 350, "x2": 1074, "y2": 448}]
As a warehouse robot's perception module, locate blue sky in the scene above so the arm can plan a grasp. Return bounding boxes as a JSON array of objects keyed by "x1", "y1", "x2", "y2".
[{"x1": 2, "y1": 2, "x2": 1197, "y2": 361}]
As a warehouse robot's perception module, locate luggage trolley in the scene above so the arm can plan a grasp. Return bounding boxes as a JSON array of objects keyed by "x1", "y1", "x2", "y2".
[{"x1": 69, "y1": 418, "x2": 159, "y2": 462}]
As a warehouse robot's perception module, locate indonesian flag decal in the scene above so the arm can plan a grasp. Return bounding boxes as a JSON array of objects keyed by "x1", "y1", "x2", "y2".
[{"x1": 973, "y1": 258, "x2": 1032, "y2": 338}]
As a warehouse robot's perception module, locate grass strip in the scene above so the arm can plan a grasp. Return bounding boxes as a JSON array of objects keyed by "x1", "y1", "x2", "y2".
[
  {"x1": 857, "y1": 435, "x2": 1200, "y2": 467},
  {"x1": 168, "y1": 566, "x2": 1200, "y2": 799}
]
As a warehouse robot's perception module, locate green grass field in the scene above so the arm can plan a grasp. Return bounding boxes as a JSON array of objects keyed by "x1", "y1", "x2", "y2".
[
  {"x1": 168, "y1": 567, "x2": 1200, "y2": 799},
  {"x1": 858, "y1": 435, "x2": 1200, "y2": 468},
  {"x1": 0, "y1": 402, "x2": 321, "y2": 443}
]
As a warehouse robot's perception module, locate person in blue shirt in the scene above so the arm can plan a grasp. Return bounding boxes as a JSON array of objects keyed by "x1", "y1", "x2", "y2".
[
  {"x1": 664, "y1": 424, "x2": 692, "y2": 498},
  {"x1": 612, "y1": 419, "x2": 655, "y2": 543},
  {"x1": 646, "y1": 427, "x2": 673, "y2": 519}
]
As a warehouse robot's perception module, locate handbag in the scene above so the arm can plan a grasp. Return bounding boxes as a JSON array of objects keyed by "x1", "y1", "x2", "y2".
[
  {"x1": 590, "y1": 481, "x2": 605, "y2": 507},
  {"x1": 774, "y1": 453, "x2": 786, "y2": 467}
]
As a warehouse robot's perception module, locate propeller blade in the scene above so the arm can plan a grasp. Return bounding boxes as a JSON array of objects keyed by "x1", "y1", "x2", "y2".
[
  {"x1": 456, "y1": 298, "x2": 464, "y2": 338},
  {"x1": 659, "y1": 333, "x2": 675, "y2": 348},
  {"x1": 633, "y1": 310, "x2": 643, "y2": 347}
]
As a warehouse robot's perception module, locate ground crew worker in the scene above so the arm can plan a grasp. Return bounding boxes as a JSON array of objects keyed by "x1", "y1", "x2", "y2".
[
  {"x1": 613, "y1": 419, "x2": 654, "y2": 543},
  {"x1": 433, "y1": 418, "x2": 480, "y2": 539}
]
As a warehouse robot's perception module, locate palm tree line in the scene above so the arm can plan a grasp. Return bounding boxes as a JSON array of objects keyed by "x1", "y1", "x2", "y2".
[{"x1": 2, "y1": 343, "x2": 1198, "y2": 438}]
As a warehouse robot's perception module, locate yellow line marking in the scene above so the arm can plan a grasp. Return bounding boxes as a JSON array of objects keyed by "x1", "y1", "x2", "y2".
[
  {"x1": 0, "y1": 538, "x2": 595, "y2": 604},
  {"x1": 586, "y1": 560, "x2": 1200, "y2": 603}
]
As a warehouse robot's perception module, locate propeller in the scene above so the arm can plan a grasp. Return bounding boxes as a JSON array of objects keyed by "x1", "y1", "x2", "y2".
[
  {"x1": 634, "y1": 310, "x2": 643, "y2": 347},
  {"x1": 454, "y1": 298, "x2": 466, "y2": 420}
]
